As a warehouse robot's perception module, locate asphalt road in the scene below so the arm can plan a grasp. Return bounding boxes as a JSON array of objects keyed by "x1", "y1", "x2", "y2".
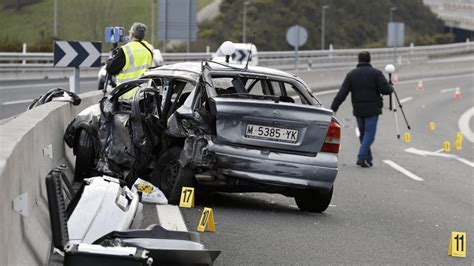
[
  {"x1": 166, "y1": 73, "x2": 473, "y2": 264},
  {"x1": 0, "y1": 78, "x2": 98, "y2": 120}
]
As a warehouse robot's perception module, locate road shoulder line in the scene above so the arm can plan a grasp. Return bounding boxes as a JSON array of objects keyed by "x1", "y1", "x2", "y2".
[{"x1": 458, "y1": 107, "x2": 474, "y2": 143}]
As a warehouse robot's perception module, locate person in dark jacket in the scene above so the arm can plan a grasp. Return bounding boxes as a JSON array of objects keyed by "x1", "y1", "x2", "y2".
[{"x1": 330, "y1": 51, "x2": 393, "y2": 168}]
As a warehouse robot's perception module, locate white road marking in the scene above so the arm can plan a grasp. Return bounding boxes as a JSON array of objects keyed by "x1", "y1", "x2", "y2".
[
  {"x1": 355, "y1": 127, "x2": 360, "y2": 137},
  {"x1": 405, "y1": 147, "x2": 474, "y2": 168},
  {"x1": 156, "y1": 205, "x2": 188, "y2": 231},
  {"x1": 440, "y1": 88, "x2": 456, "y2": 93},
  {"x1": 434, "y1": 149, "x2": 444, "y2": 153},
  {"x1": 2, "y1": 99, "x2": 33, "y2": 105},
  {"x1": 313, "y1": 89, "x2": 339, "y2": 96},
  {"x1": 383, "y1": 160, "x2": 424, "y2": 181},
  {"x1": 399, "y1": 97, "x2": 413, "y2": 104},
  {"x1": 458, "y1": 107, "x2": 474, "y2": 143}
]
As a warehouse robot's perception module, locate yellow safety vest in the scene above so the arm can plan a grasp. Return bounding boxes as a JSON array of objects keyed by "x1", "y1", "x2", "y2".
[{"x1": 117, "y1": 41, "x2": 153, "y2": 99}]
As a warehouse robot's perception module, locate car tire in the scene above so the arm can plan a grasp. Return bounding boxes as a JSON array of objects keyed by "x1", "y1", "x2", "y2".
[
  {"x1": 74, "y1": 130, "x2": 95, "y2": 182},
  {"x1": 150, "y1": 147, "x2": 195, "y2": 205},
  {"x1": 294, "y1": 187, "x2": 333, "y2": 213}
]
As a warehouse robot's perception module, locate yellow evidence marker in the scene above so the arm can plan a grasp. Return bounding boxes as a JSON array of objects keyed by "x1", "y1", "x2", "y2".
[
  {"x1": 448, "y1": 231, "x2": 466, "y2": 257},
  {"x1": 403, "y1": 132, "x2": 411, "y2": 143},
  {"x1": 179, "y1": 187, "x2": 195, "y2": 208},
  {"x1": 443, "y1": 141, "x2": 451, "y2": 152},
  {"x1": 456, "y1": 132, "x2": 463, "y2": 143},
  {"x1": 455, "y1": 139, "x2": 462, "y2": 151},
  {"x1": 429, "y1": 122, "x2": 436, "y2": 131},
  {"x1": 197, "y1": 207, "x2": 216, "y2": 233}
]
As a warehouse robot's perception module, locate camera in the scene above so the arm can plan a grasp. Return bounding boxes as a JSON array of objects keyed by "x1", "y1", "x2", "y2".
[{"x1": 104, "y1": 27, "x2": 129, "y2": 43}]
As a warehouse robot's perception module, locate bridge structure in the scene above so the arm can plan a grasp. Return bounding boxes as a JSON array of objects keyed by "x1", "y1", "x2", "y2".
[{"x1": 423, "y1": 0, "x2": 474, "y2": 33}]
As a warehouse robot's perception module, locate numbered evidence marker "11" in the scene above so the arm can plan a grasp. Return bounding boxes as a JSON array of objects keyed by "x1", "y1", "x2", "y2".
[
  {"x1": 448, "y1": 231, "x2": 466, "y2": 257},
  {"x1": 197, "y1": 207, "x2": 216, "y2": 233},
  {"x1": 179, "y1": 187, "x2": 195, "y2": 208}
]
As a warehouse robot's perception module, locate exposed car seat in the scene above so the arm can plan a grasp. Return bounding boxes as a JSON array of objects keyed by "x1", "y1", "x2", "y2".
[{"x1": 177, "y1": 92, "x2": 191, "y2": 108}]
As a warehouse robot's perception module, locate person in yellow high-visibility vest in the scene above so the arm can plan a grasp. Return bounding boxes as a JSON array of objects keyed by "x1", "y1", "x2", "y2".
[{"x1": 106, "y1": 22, "x2": 154, "y2": 99}]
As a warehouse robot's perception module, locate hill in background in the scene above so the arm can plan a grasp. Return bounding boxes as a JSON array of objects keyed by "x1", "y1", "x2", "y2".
[{"x1": 0, "y1": 0, "x2": 453, "y2": 52}]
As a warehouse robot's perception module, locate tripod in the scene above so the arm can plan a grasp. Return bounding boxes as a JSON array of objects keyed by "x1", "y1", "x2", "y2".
[{"x1": 388, "y1": 73, "x2": 411, "y2": 139}]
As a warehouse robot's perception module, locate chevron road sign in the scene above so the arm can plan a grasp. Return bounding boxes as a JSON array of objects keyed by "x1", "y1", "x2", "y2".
[
  {"x1": 54, "y1": 41, "x2": 102, "y2": 68},
  {"x1": 231, "y1": 49, "x2": 248, "y2": 63}
]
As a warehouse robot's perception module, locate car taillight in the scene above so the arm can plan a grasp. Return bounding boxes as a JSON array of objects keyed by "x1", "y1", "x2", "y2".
[{"x1": 321, "y1": 120, "x2": 341, "y2": 153}]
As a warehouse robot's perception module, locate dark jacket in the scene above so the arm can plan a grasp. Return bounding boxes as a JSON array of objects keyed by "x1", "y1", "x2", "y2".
[
  {"x1": 106, "y1": 48, "x2": 126, "y2": 75},
  {"x1": 331, "y1": 62, "x2": 393, "y2": 117}
]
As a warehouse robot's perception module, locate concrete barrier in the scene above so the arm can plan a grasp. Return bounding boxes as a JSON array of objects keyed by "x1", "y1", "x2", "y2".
[
  {"x1": 295, "y1": 58, "x2": 474, "y2": 90},
  {"x1": 0, "y1": 91, "x2": 102, "y2": 265},
  {"x1": 0, "y1": 56, "x2": 472, "y2": 265}
]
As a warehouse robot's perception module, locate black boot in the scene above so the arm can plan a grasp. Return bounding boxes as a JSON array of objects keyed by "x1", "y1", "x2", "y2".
[{"x1": 356, "y1": 159, "x2": 370, "y2": 168}]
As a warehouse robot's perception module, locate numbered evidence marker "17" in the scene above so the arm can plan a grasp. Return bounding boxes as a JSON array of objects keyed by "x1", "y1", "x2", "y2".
[
  {"x1": 197, "y1": 207, "x2": 216, "y2": 233},
  {"x1": 179, "y1": 187, "x2": 195, "y2": 208},
  {"x1": 448, "y1": 231, "x2": 466, "y2": 257}
]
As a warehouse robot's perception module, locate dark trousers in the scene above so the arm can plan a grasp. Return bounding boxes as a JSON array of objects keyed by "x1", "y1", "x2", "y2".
[{"x1": 356, "y1": 115, "x2": 379, "y2": 162}]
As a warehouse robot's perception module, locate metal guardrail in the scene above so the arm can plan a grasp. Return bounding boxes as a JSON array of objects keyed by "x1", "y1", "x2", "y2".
[{"x1": 0, "y1": 42, "x2": 472, "y2": 70}]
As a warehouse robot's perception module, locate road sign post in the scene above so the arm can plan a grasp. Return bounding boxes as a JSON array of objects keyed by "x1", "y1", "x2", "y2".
[
  {"x1": 54, "y1": 41, "x2": 101, "y2": 94},
  {"x1": 387, "y1": 22, "x2": 405, "y2": 63},
  {"x1": 286, "y1": 25, "x2": 308, "y2": 70},
  {"x1": 158, "y1": 0, "x2": 197, "y2": 52}
]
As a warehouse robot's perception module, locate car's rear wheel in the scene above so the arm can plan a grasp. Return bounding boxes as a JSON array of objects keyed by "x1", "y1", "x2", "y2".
[
  {"x1": 150, "y1": 147, "x2": 195, "y2": 204},
  {"x1": 74, "y1": 130, "x2": 96, "y2": 182},
  {"x1": 294, "y1": 187, "x2": 333, "y2": 213}
]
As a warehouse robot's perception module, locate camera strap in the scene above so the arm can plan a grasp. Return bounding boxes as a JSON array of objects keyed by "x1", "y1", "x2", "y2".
[{"x1": 138, "y1": 41, "x2": 154, "y2": 63}]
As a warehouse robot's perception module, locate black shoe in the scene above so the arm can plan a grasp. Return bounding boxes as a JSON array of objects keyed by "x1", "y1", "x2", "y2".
[
  {"x1": 356, "y1": 159, "x2": 370, "y2": 168},
  {"x1": 367, "y1": 161, "x2": 373, "y2": 167}
]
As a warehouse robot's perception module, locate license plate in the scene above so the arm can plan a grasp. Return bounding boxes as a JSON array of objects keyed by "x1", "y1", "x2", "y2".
[{"x1": 245, "y1": 124, "x2": 298, "y2": 143}]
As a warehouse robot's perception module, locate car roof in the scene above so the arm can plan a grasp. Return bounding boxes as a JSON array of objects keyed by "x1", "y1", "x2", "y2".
[{"x1": 143, "y1": 62, "x2": 301, "y2": 80}]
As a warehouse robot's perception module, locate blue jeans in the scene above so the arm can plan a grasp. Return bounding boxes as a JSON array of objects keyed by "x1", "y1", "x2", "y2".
[{"x1": 356, "y1": 115, "x2": 379, "y2": 162}]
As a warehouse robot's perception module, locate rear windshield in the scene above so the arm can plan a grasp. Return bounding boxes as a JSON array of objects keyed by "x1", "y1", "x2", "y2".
[{"x1": 211, "y1": 76, "x2": 316, "y2": 105}]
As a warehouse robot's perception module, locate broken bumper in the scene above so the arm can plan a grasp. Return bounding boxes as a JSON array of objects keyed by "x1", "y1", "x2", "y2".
[{"x1": 207, "y1": 141, "x2": 338, "y2": 192}]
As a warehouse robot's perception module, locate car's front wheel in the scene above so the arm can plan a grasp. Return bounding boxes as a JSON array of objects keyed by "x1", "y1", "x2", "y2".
[
  {"x1": 150, "y1": 147, "x2": 195, "y2": 204},
  {"x1": 294, "y1": 187, "x2": 333, "y2": 213},
  {"x1": 74, "y1": 130, "x2": 96, "y2": 182}
]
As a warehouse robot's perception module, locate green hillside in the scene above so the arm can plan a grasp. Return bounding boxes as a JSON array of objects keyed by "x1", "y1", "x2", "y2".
[
  {"x1": 0, "y1": 0, "x2": 454, "y2": 52},
  {"x1": 0, "y1": 0, "x2": 213, "y2": 51}
]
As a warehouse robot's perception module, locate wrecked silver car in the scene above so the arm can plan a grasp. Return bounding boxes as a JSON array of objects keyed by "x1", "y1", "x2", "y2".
[{"x1": 65, "y1": 62, "x2": 340, "y2": 213}]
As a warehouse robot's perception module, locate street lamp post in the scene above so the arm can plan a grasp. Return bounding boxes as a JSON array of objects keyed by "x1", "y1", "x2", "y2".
[
  {"x1": 321, "y1": 5, "x2": 329, "y2": 50},
  {"x1": 389, "y1": 7, "x2": 397, "y2": 22},
  {"x1": 151, "y1": 0, "x2": 155, "y2": 46},
  {"x1": 53, "y1": 0, "x2": 58, "y2": 37},
  {"x1": 242, "y1": 1, "x2": 250, "y2": 43},
  {"x1": 389, "y1": 7, "x2": 398, "y2": 62}
]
